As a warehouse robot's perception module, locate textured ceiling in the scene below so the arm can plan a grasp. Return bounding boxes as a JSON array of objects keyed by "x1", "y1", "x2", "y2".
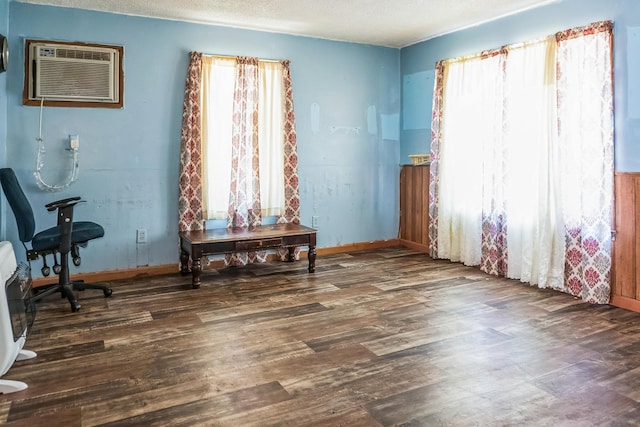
[{"x1": 16, "y1": 0, "x2": 557, "y2": 48}]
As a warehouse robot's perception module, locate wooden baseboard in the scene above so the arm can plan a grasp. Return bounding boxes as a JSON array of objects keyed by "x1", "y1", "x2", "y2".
[
  {"x1": 609, "y1": 295, "x2": 640, "y2": 313},
  {"x1": 32, "y1": 238, "x2": 403, "y2": 287},
  {"x1": 316, "y1": 239, "x2": 400, "y2": 256},
  {"x1": 33, "y1": 264, "x2": 179, "y2": 288}
]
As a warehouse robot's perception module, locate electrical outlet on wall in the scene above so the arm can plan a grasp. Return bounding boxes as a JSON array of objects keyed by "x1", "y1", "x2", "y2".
[
  {"x1": 311, "y1": 216, "x2": 319, "y2": 228},
  {"x1": 136, "y1": 228, "x2": 147, "y2": 244}
]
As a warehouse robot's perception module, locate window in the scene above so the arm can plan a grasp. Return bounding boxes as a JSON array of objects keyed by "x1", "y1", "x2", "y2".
[
  {"x1": 201, "y1": 56, "x2": 285, "y2": 221},
  {"x1": 429, "y1": 21, "x2": 614, "y2": 303},
  {"x1": 178, "y1": 52, "x2": 300, "y2": 237}
]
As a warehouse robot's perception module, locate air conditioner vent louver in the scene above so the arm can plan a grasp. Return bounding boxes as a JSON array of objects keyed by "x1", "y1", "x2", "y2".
[
  {"x1": 53, "y1": 48, "x2": 111, "y2": 62},
  {"x1": 37, "y1": 60, "x2": 112, "y2": 99}
]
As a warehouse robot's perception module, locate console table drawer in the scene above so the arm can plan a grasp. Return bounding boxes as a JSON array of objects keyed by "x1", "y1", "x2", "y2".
[
  {"x1": 236, "y1": 237, "x2": 283, "y2": 252},
  {"x1": 285, "y1": 235, "x2": 314, "y2": 246}
]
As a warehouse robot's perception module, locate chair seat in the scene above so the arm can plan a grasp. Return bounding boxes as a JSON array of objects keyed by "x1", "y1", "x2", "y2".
[{"x1": 32, "y1": 221, "x2": 105, "y2": 252}]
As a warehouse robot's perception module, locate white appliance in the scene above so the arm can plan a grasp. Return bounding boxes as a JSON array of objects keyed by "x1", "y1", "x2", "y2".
[
  {"x1": 0, "y1": 241, "x2": 37, "y2": 394},
  {"x1": 27, "y1": 41, "x2": 120, "y2": 103}
]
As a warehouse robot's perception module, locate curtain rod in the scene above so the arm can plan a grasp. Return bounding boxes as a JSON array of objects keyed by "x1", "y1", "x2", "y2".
[{"x1": 202, "y1": 52, "x2": 283, "y2": 64}]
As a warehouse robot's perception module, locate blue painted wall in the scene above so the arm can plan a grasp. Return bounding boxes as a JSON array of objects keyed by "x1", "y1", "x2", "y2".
[
  {"x1": 400, "y1": 0, "x2": 639, "y2": 172},
  {"x1": 6, "y1": 2, "x2": 400, "y2": 274}
]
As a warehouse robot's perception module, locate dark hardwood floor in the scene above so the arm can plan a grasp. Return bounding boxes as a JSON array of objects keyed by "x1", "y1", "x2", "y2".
[{"x1": 2, "y1": 247, "x2": 640, "y2": 426}]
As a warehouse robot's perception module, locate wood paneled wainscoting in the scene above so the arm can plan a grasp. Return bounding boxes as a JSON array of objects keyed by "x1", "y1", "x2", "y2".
[
  {"x1": 399, "y1": 164, "x2": 430, "y2": 252},
  {"x1": 612, "y1": 172, "x2": 640, "y2": 312}
]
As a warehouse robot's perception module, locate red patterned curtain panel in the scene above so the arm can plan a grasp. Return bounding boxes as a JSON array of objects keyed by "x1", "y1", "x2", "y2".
[
  {"x1": 276, "y1": 60, "x2": 302, "y2": 261},
  {"x1": 178, "y1": 52, "x2": 204, "y2": 233},
  {"x1": 428, "y1": 21, "x2": 614, "y2": 304},
  {"x1": 225, "y1": 57, "x2": 266, "y2": 266},
  {"x1": 227, "y1": 57, "x2": 262, "y2": 230},
  {"x1": 278, "y1": 60, "x2": 301, "y2": 226}
]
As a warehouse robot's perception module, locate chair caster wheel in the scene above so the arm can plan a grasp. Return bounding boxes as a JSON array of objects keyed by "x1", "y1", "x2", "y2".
[
  {"x1": 104, "y1": 288, "x2": 113, "y2": 297},
  {"x1": 71, "y1": 302, "x2": 81, "y2": 312},
  {"x1": 73, "y1": 257, "x2": 81, "y2": 266},
  {"x1": 41, "y1": 266, "x2": 50, "y2": 276},
  {"x1": 53, "y1": 265, "x2": 62, "y2": 274}
]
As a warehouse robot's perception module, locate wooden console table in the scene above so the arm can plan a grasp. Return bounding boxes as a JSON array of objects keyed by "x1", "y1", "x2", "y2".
[{"x1": 179, "y1": 223, "x2": 317, "y2": 288}]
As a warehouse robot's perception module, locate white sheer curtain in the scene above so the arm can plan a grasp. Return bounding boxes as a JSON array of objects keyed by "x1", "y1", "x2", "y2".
[
  {"x1": 438, "y1": 53, "x2": 503, "y2": 265},
  {"x1": 202, "y1": 56, "x2": 235, "y2": 220},
  {"x1": 502, "y1": 38, "x2": 565, "y2": 289},
  {"x1": 258, "y1": 62, "x2": 285, "y2": 217}
]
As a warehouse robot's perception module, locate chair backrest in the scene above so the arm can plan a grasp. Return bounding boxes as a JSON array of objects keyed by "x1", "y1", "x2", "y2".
[{"x1": 0, "y1": 168, "x2": 36, "y2": 243}]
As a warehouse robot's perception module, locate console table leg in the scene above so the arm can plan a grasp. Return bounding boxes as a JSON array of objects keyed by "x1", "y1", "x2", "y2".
[
  {"x1": 191, "y1": 257, "x2": 202, "y2": 289},
  {"x1": 180, "y1": 249, "x2": 190, "y2": 275},
  {"x1": 287, "y1": 247, "x2": 296, "y2": 262},
  {"x1": 308, "y1": 246, "x2": 316, "y2": 273}
]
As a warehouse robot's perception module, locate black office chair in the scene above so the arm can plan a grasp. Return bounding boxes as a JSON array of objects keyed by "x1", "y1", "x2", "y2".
[{"x1": 0, "y1": 168, "x2": 112, "y2": 312}]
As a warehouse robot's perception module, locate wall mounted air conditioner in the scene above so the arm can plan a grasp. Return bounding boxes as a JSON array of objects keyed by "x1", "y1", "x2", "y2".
[{"x1": 24, "y1": 40, "x2": 124, "y2": 108}]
